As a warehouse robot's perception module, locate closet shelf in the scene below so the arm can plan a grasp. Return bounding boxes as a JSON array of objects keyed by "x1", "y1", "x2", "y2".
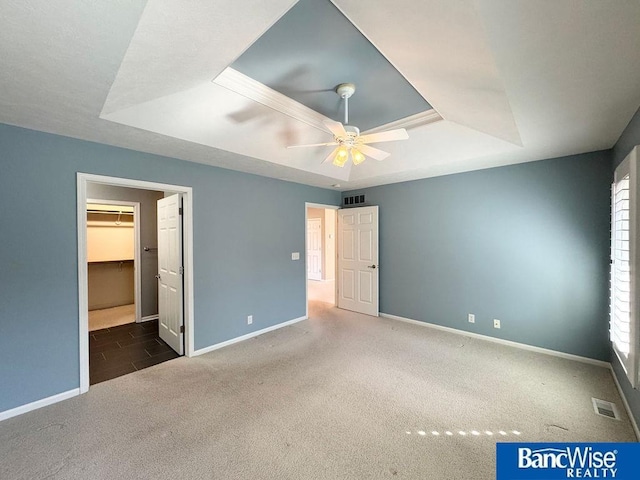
[{"x1": 88, "y1": 259, "x2": 134, "y2": 264}]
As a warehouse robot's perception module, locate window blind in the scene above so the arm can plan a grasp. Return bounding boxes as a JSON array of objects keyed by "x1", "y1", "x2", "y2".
[{"x1": 611, "y1": 175, "x2": 631, "y2": 361}]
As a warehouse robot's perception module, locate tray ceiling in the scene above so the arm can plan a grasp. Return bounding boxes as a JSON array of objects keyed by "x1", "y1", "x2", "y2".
[
  {"x1": 1, "y1": 1, "x2": 640, "y2": 190},
  {"x1": 231, "y1": 0, "x2": 432, "y2": 131}
]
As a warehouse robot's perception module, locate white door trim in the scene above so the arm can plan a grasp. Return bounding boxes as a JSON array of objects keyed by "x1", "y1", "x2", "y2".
[
  {"x1": 87, "y1": 198, "x2": 141, "y2": 323},
  {"x1": 305, "y1": 202, "x2": 340, "y2": 318},
  {"x1": 77, "y1": 173, "x2": 195, "y2": 394}
]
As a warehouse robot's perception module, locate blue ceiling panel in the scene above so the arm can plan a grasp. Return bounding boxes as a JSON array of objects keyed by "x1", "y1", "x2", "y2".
[{"x1": 231, "y1": 0, "x2": 432, "y2": 131}]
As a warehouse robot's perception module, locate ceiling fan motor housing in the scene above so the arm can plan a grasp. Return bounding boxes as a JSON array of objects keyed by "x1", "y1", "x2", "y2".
[
  {"x1": 338, "y1": 125, "x2": 361, "y2": 147},
  {"x1": 344, "y1": 125, "x2": 360, "y2": 135}
]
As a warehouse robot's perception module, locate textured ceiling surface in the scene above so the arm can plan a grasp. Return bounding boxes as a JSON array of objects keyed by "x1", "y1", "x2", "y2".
[
  {"x1": 231, "y1": 0, "x2": 432, "y2": 131},
  {"x1": 1, "y1": 0, "x2": 640, "y2": 190}
]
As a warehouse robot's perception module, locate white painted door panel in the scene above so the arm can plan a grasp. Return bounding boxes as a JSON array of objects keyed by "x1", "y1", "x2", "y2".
[
  {"x1": 307, "y1": 218, "x2": 322, "y2": 281},
  {"x1": 157, "y1": 194, "x2": 184, "y2": 355},
  {"x1": 338, "y1": 206, "x2": 379, "y2": 316}
]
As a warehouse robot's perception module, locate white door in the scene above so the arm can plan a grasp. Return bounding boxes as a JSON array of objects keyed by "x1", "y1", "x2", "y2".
[
  {"x1": 307, "y1": 218, "x2": 322, "y2": 281},
  {"x1": 157, "y1": 194, "x2": 184, "y2": 355},
  {"x1": 337, "y1": 206, "x2": 379, "y2": 316}
]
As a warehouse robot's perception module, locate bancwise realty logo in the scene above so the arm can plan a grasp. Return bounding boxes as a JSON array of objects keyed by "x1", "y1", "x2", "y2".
[{"x1": 497, "y1": 443, "x2": 640, "y2": 479}]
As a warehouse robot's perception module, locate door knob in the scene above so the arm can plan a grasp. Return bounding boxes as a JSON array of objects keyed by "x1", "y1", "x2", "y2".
[
  {"x1": 367, "y1": 265, "x2": 378, "y2": 269},
  {"x1": 155, "y1": 274, "x2": 161, "y2": 279}
]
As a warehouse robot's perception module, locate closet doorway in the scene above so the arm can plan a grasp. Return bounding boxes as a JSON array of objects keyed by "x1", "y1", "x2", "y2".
[
  {"x1": 84, "y1": 183, "x2": 179, "y2": 385},
  {"x1": 77, "y1": 173, "x2": 195, "y2": 394},
  {"x1": 87, "y1": 200, "x2": 139, "y2": 331}
]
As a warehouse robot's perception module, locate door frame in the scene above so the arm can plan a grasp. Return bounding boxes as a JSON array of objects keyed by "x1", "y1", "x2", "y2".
[
  {"x1": 77, "y1": 173, "x2": 194, "y2": 393},
  {"x1": 305, "y1": 202, "x2": 339, "y2": 318},
  {"x1": 87, "y1": 198, "x2": 141, "y2": 323}
]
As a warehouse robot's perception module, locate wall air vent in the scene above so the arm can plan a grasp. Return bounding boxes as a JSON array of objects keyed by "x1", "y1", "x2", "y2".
[
  {"x1": 591, "y1": 398, "x2": 621, "y2": 420},
  {"x1": 343, "y1": 194, "x2": 365, "y2": 207}
]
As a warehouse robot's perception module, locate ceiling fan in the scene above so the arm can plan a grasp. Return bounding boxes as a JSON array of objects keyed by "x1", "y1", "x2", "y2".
[{"x1": 287, "y1": 83, "x2": 409, "y2": 167}]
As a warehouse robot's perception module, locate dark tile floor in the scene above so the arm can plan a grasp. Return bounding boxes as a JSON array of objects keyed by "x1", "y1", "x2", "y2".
[{"x1": 89, "y1": 320, "x2": 179, "y2": 385}]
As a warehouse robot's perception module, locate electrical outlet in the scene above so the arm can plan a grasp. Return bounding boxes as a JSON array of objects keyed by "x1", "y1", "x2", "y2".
[
  {"x1": 493, "y1": 319, "x2": 501, "y2": 329},
  {"x1": 468, "y1": 313, "x2": 475, "y2": 323},
  {"x1": 247, "y1": 315, "x2": 253, "y2": 325}
]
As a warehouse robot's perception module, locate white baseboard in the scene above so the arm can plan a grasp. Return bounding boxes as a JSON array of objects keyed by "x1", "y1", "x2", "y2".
[
  {"x1": 609, "y1": 366, "x2": 640, "y2": 441},
  {"x1": 381, "y1": 313, "x2": 640, "y2": 436},
  {"x1": 193, "y1": 315, "x2": 308, "y2": 357},
  {"x1": 380, "y1": 313, "x2": 610, "y2": 368},
  {"x1": 0, "y1": 388, "x2": 80, "y2": 422},
  {"x1": 0, "y1": 313, "x2": 307, "y2": 421},
  {"x1": 139, "y1": 314, "x2": 159, "y2": 323},
  {"x1": 6, "y1": 314, "x2": 636, "y2": 439}
]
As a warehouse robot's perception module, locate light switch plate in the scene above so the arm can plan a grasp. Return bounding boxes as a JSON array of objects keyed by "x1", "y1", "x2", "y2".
[{"x1": 291, "y1": 252, "x2": 300, "y2": 260}]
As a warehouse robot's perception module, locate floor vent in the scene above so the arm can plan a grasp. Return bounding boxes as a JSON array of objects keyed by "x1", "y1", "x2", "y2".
[{"x1": 591, "y1": 398, "x2": 621, "y2": 420}]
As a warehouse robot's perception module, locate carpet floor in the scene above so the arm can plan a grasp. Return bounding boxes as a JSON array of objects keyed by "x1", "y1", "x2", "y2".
[
  {"x1": 307, "y1": 279, "x2": 335, "y2": 304},
  {"x1": 0, "y1": 301, "x2": 636, "y2": 479}
]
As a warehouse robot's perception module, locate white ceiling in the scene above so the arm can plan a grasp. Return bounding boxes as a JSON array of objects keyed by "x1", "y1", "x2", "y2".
[{"x1": 1, "y1": 0, "x2": 640, "y2": 190}]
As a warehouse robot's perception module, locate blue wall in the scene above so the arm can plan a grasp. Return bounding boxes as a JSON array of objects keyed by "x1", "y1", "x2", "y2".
[
  {"x1": 0, "y1": 123, "x2": 340, "y2": 413},
  {"x1": 344, "y1": 151, "x2": 612, "y2": 360},
  {"x1": 610, "y1": 105, "x2": 640, "y2": 427},
  {"x1": 3, "y1": 115, "x2": 637, "y2": 426}
]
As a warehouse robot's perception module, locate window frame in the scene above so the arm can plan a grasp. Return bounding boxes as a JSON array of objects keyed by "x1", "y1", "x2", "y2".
[{"x1": 612, "y1": 146, "x2": 640, "y2": 387}]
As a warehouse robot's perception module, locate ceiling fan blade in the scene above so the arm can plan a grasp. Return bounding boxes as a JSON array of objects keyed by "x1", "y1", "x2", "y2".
[
  {"x1": 322, "y1": 147, "x2": 340, "y2": 164},
  {"x1": 287, "y1": 142, "x2": 338, "y2": 149},
  {"x1": 358, "y1": 144, "x2": 391, "y2": 161},
  {"x1": 324, "y1": 120, "x2": 348, "y2": 139},
  {"x1": 359, "y1": 128, "x2": 409, "y2": 144}
]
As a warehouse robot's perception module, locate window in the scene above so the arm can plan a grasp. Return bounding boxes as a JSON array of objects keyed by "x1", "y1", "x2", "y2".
[{"x1": 611, "y1": 146, "x2": 640, "y2": 387}]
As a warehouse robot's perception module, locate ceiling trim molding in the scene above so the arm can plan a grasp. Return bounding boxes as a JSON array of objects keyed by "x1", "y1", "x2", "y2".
[
  {"x1": 213, "y1": 67, "x2": 331, "y2": 132},
  {"x1": 213, "y1": 67, "x2": 443, "y2": 137},
  {"x1": 362, "y1": 109, "x2": 442, "y2": 135}
]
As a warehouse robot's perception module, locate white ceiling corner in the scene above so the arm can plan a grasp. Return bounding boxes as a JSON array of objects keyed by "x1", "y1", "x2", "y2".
[
  {"x1": 101, "y1": 0, "x2": 297, "y2": 116},
  {"x1": 333, "y1": 0, "x2": 523, "y2": 147}
]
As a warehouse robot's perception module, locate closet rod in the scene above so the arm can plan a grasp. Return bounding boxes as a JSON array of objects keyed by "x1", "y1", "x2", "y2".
[{"x1": 86, "y1": 210, "x2": 134, "y2": 215}]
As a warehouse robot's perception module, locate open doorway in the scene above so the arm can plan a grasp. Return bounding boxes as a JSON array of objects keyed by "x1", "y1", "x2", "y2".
[
  {"x1": 85, "y1": 186, "x2": 181, "y2": 384},
  {"x1": 306, "y1": 203, "x2": 338, "y2": 311},
  {"x1": 77, "y1": 173, "x2": 194, "y2": 392},
  {"x1": 86, "y1": 201, "x2": 138, "y2": 332}
]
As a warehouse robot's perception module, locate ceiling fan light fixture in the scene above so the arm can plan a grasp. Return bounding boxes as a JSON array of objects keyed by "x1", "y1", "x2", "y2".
[
  {"x1": 287, "y1": 82, "x2": 408, "y2": 167},
  {"x1": 352, "y1": 148, "x2": 365, "y2": 165},
  {"x1": 333, "y1": 146, "x2": 349, "y2": 167}
]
